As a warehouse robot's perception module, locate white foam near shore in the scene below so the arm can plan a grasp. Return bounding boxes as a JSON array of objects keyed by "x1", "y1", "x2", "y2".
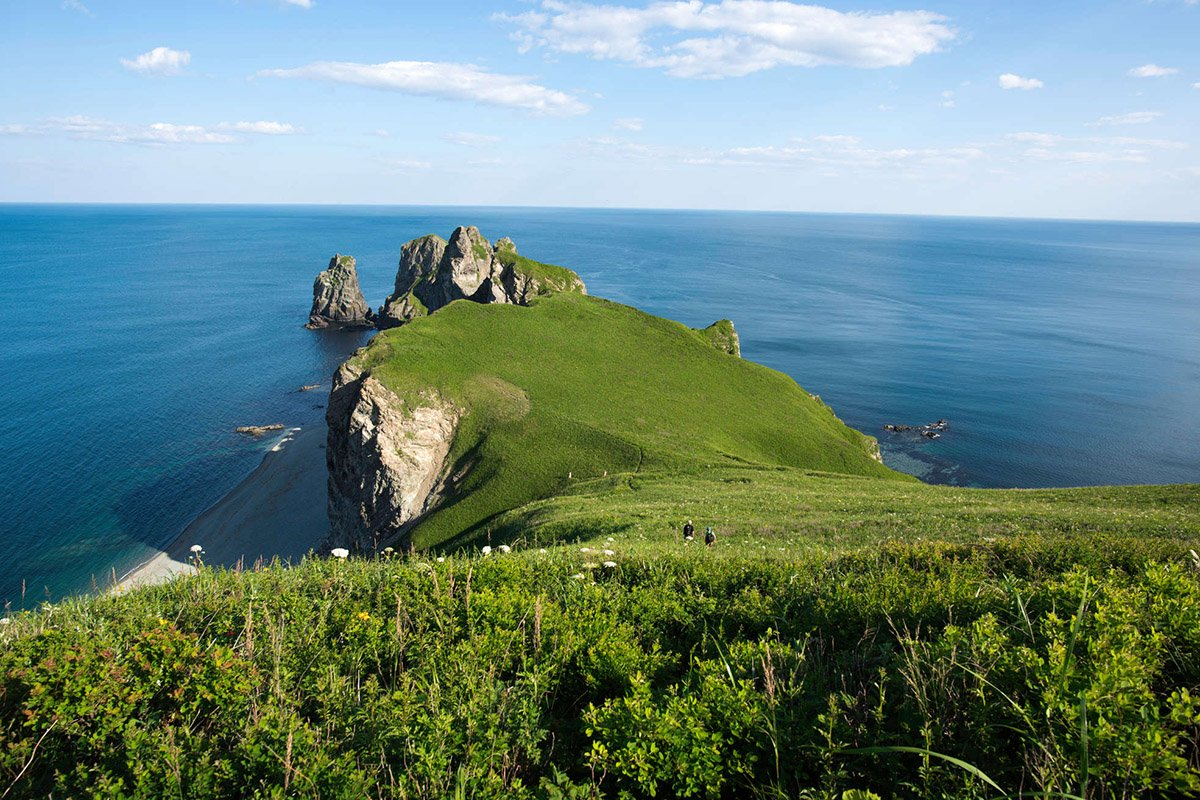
[{"x1": 116, "y1": 424, "x2": 331, "y2": 590}]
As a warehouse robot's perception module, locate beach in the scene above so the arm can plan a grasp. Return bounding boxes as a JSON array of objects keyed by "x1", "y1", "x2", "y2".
[{"x1": 116, "y1": 424, "x2": 330, "y2": 591}]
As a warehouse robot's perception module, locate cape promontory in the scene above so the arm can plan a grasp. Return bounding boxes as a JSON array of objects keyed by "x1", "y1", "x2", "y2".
[
  {"x1": 377, "y1": 226, "x2": 587, "y2": 329},
  {"x1": 305, "y1": 254, "x2": 375, "y2": 330}
]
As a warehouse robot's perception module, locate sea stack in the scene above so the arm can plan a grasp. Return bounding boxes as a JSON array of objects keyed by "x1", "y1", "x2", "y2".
[
  {"x1": 305, "y1": 254, "x2": 375, "y2": 330},
  {"x1": 376, "y1": 227, "x2": 586, "y2": 330}
]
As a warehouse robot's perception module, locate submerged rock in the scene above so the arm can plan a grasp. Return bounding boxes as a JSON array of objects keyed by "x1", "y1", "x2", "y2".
[
  {"x1": 376, "y1": 227, "x2": 586, "y2": 329},
  {"x1": 325, "y1": 358, "x2": 461, "y2": 552},
  {"x1": 305, "y1": 254, "x2": 375, "y2": 330}
]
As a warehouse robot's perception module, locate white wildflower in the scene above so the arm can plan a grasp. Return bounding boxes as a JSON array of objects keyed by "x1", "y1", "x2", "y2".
[
  {"x1": 481, "y1": 545, "x2": 493, "y2": 555},
  {"x1": 538, "y1": 548, "x2": 548, "y2": 554},
  {"x1": 605, "y1": 537, "x2": 614, "y2": 543},
  {"x1": 603, "y1": 549, "x2": 615, "y2": 556},
  {"x1": 0, "y1": 618, "x2": 9, "y2": 626},
  {"x1": 580, "y1": 547, "x2": 591, "y2": 553},
  {"x1": 603, "y1": 561, "x2": 617, "y2": 568},
  {"x1": 436, "y1": 556, "x2": 446, "y2": 563},
  {"x1": 498, "y1": 544, "x2": 512, "y2": 553},
  {"x1": 331, "y1": 547, "x2": 349, "y2": 559},
  {"x1": 570, "y1": 573, "x2": 585, "y2": 580},
  {"x1": 189, "y1": 544, "x2": 203, "y2": 554}
]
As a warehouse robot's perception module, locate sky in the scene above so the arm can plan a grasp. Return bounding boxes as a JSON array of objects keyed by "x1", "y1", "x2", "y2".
[{"x1": 2, "y1": 0, "x2": 1199, "y2": 220}]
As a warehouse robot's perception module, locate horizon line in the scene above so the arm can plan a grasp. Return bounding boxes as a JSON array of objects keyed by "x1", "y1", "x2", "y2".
[{"x1": 1, "y1": 200, "x2": 1198, "y2": 227}]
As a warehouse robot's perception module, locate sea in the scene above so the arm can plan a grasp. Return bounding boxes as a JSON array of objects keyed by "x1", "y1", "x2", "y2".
[{"x1": 1, "y1": 205, "x2": 1198, "y2": 604}]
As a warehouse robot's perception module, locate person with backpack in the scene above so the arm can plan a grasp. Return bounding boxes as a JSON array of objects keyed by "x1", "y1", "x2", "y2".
[
  {"x1": 704, "y1": 527, "x2": 716, "y2": 548},
  {"x1": 682, "y1": 520, "x2": 695, "y2": 541}
]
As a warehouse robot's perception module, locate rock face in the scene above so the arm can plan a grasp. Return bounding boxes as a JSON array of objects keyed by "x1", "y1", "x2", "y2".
[
  {"x1": 325, "y1": 358, "x2": 461, "y2": 552},
  {"x1": 376, "y1": 227, "x2": 586, "y2": 329},
  {"x1": 306, "y1": 254, "x2": 375, "y2": 330},
  {"x1": 698, "y1": 319, "x2": 741, "y2": 357}
]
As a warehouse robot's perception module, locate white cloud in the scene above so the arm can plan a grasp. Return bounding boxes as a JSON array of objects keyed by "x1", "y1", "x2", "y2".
[
  {"x1": 1194, "y1": 82, "x2": 1200, "y2": 89},
  {"x1": 1022, "y1": 148, "x2": 1148, "y2": 164},
  {"x1": 1128, "y1": 63, "x2": 1178, "y2": 78},
  {"x1": 809, "y1": 134, "x2": 861, "y2": 145},
  {"x1": 998, "y1": 73, "x2": 1043, "y2": 90},
  {"x1": 940, "y1": 89, "x2": 955, "y2": 108},
  {"x1": 120, "y1": 46, "x2": 191, "y2": 76},
  {"x1": 220, "y1": 121, "x2": 298, "y2": 135},
  {"x1": 614, "y1": 117, "x2": 644, "y2": 131},
  {"x1": 500, "y1": 1, "x2": 955, "y2": 79},
  {"x1": 0, "y1": 115, "x2": 299, "y2": 145},
  {"x1": 62, "y1": 0, "x2": 93, "y2": 16},
  {"x1": 377, "y1": 158, "x2": 433, "y2": 171},
  {"x1": 441, "y1": 131, "x2": 503, "y2": 147},
  {"x1": 281, "y1": 0, "x2": 314, "y2": 6},
  {"x1": 259, "y1": 60, "x2": 588, "y2": 116},
  {"x1": 1088, "y1": 111, "x2": 1162, "y2": 127},
  {"x1": 1007, "y1": 132, "x2": 1062, "y2": 147}
]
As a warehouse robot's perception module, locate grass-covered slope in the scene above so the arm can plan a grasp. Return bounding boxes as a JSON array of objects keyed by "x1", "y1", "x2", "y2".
[{"x1": 350, "y1": 291, "x2": 900, "y2": 549}]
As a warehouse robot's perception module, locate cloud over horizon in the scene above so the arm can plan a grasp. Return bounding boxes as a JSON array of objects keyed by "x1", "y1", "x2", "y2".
[
  {"x1": 258, "y1": 60, "x2": 589, "y2": 115},
  {"x1": 501, "y1": 0, "x2": 956, "y2": 79},
  {"x1": 1089, "y1": 111, "x2": 1163, "y2": 126},
  {"x1": 998, "y1": 73, "x2": 1043, "y2": 90},
  {"x1": 1128, "y1": 63, "x2": 1178, "y2": 77},
  {"x1": 0, "y1": 115, "x2": 298, "y2": 144},
  {"x1": 120, "y1": 46, "x2": 191, "y2": 76}
]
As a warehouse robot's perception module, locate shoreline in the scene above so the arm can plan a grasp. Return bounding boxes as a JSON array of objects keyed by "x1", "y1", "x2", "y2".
[{"x1": 115, "y1": 424, "x2": 331, "y2": 591}]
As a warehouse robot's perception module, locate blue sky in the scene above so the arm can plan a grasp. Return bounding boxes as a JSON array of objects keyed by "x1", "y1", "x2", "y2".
[{"x1": 2, "y1": 0, "x2": 1198, "y2": 220}]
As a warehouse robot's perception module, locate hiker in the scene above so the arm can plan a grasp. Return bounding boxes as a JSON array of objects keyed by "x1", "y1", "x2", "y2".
[
  {"x1": 683, "y1": 520, "x2": 695, "y2": 541},
  {"x1": 704, "y1": 527, "x2": 715, "y2": 548}
]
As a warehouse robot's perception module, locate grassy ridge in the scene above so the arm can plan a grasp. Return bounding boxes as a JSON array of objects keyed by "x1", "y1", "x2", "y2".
[
  {"x1": 484, "y1": 466, "x2": 1200, "y2": 556},
  {"x1": 351, "y1": 292, "x2": 898, "y2": 549}
]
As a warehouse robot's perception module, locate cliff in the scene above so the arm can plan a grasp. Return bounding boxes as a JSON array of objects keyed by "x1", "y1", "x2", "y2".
[
  {"x1": 305, "y1": 254, "x2": 374, "y2": 330},
  {"x1": 376, "y1": 227, "x2": 586, "y2": 329}
]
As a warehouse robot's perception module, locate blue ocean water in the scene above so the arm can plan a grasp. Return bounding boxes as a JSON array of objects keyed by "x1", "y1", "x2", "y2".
[{"x1": 1, "y1": 205, "x2": 1198, "y2": 603}]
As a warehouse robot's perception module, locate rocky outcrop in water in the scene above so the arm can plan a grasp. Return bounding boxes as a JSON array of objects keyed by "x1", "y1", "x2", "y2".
[
  {"x1": 306, "y1": 254, "x2": 375, "y2": 330},
  {"x1": 883, "y1": 419, "x2": 949, "y2": 439},
  {"x1": 235, "y1": 424, "x2": 285, "y2": 437},
  {"x1": 376, "y1": 227, "x2": 586, "y2": 329},
  {"x1": 325, "y1": 358, "x2": 461, "y2": 552}
]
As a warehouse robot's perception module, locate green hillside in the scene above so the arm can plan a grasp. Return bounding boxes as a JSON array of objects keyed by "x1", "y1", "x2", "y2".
[{"x1": 350, "y1": 291, "x2": 900, "y2": 549}]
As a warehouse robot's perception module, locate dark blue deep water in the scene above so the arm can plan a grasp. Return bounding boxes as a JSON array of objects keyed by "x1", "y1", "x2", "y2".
[{"x1": 2, "y1": 205, "x2": 1198, "y2": 602}]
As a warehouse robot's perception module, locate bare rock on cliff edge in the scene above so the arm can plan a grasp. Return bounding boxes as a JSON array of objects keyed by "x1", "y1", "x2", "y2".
[
  {"x1": 305, "y1": 254, "x2": 375, "y2": 330},
  {"x1": 325, "y1": 359, "x2": 461, "y2": 552},
  {"x1": 376, "y1": 227, "x2": 586, "y2": 330}
]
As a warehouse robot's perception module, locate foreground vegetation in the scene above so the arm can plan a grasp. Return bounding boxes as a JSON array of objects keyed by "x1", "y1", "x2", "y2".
[{"x1": 4, "y1": 520, "x2": 1200, "y2": 798}]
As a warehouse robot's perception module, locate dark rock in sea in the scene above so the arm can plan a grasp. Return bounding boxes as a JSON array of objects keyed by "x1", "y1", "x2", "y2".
[
  {"x1": 884, "y1": 419, "x2": 949, "y2": 438},
  {"x1": 305, "y1": 254, "x2": 375, "y2": 330},
  {"x1": 376, "y1": 227, "x2": 586, "y2": 330},
  {"x1": 236, "y1": 424, "x2": 285, "y2": 437}
]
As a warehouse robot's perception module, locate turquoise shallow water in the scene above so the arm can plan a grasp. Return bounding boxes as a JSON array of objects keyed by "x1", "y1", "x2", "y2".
[{"x1": 1, "y1": 205, "x2": 1198, "y2": 603}]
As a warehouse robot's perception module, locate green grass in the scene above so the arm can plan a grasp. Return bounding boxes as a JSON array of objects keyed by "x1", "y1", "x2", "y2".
[
  {"x1": 483, "y1": 467, "x2": 1200, "y2": 558},
  {"x1": 4, "y1": 536, "x2": 1200, "y2": 798},
  {"x1": 350, "y1": 292, "x2": 897, "y2": 549},
  {"x1": 495, "y1": 249, "x2": 587, "y2": 294}
]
